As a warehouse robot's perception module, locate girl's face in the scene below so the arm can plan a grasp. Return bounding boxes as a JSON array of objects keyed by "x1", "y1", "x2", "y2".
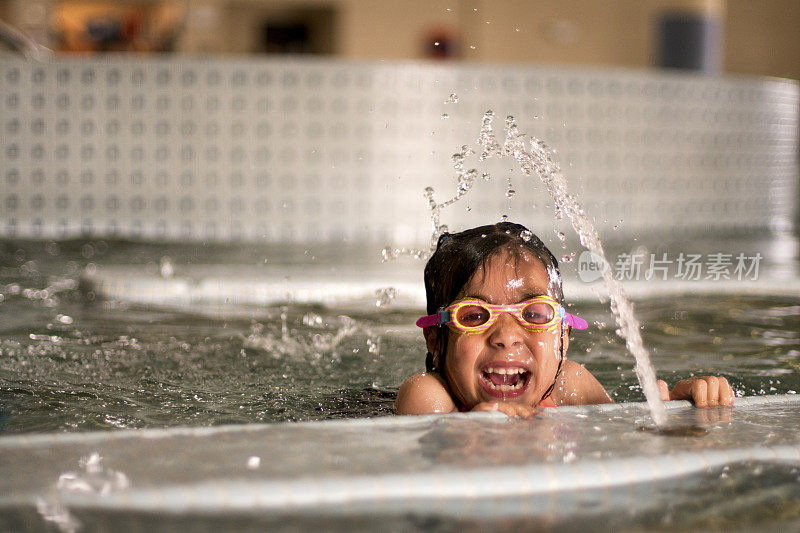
[{"x1": 429, "y1": 248, "x2": 568, "y2": 409}]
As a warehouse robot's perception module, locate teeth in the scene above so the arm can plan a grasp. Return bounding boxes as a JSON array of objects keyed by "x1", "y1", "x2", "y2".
[
  {"x1": 483, "y1": 375, "x2": 527, "y2": 391},
  {"x1": 485, "y1": 367, "x2": 524, "y2": 375}
]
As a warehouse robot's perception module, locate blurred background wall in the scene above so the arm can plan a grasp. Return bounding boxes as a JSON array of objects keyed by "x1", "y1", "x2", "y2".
[
  {"x1": 1, "y1": 0, "x2": 797, "y2": 244},
  {"x1": 1, "y1": 0, "x2": 798, "y2": 80}
]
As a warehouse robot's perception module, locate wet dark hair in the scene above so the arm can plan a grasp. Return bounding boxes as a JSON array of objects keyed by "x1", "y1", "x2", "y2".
[{"x1": 422, "y1": 221, "x2": 564, "y2": 373}]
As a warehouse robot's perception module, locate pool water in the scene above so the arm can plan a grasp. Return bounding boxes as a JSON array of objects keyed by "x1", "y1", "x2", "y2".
[{"x1": 1, "y1": 239, "x2": 798, "y2": 434}]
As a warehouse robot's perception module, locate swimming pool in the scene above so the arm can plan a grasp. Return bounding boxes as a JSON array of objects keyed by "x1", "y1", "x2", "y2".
[
  {"x1": 0, "y1": 238, "x2": 799, "y2": 434},
  {"x1": 1, "y1": 57, "x2": 799, "y2": 531},
  {"x1": 1, "y1": 238, "x2": 800, "y2": 531}
]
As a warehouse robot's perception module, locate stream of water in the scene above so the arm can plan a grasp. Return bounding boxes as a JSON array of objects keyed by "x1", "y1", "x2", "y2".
[{"x1": 421, "y1": 111, "x2": 668, "y2": 425}]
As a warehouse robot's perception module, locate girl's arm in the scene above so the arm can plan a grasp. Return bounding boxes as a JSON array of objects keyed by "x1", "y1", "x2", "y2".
[{"x1": 395, "y1": 372, "x2": 457, "y2": 414}]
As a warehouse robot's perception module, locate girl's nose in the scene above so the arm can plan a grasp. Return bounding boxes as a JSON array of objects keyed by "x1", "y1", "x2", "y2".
[{"x1": 487, "y1": 313, "x2": 524, "y2": 349}]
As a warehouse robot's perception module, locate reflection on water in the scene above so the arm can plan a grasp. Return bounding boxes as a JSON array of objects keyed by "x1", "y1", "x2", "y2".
[
  {"x1": 639, "y1": 424, "x2": 710, "y2": 437},
  {"x1": 0, "y1": 240, "x2": 798, "y2": 433}
]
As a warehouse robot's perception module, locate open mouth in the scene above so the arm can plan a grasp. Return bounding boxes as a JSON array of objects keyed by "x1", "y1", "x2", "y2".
[{"x1": 479, "y1": 364, "x2": 531, "y2": 399}]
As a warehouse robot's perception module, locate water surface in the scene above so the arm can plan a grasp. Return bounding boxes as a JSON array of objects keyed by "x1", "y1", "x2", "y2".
[{"x1": 1, "y1": 239, "x2": 798, "y2": 433}]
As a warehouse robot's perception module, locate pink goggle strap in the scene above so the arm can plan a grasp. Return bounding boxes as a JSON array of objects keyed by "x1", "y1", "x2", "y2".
[
  {"x1": 415, "y1": 310, "x2": 450, "y2": 328},
  {"x1": 562, "y1": 311, "x2": 588, "y2": 330}
]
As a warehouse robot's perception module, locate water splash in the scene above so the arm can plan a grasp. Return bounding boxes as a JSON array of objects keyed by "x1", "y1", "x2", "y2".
[
  {"x1": 57, "y1": 452, "x2": 130, "y2": 495},
  {"x1": 375, "y1": 287, "x2": 397, "y2": 308},
  {"x1": 506, "y1": 175, "x2": 516, "y2": 198},
  {"x1": 381, "y1": 144, "x2": 482, "y2": 262},
  {"x1": 311, "y1": 315, "x2": 358, "y2": 354},
  {"x1": 244, "y1": 311, "x2": 373, "y2": 363},
  {"x1": 477, "y1": 112, "x2": 667, "y2": 426},
  {"x1": 37, "y1": 452, "x2": 130, "y2": 533},
  {"x1": 36, "y1": 497, "x2": 80, "y2": 533},
  {"x1": 380, "y1": 246, "x2": 427, "y2": 263}
]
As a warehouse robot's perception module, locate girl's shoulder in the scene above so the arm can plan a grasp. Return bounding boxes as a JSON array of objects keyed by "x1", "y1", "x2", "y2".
[
  {"x1": 553, "y1": 360, "x2": 613, "y2": 406},
  {"x1": 395, "y1": 372, "x2": 457, "y2": 415}
]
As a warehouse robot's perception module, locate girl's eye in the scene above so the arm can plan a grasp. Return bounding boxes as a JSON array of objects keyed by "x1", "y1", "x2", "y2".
[
  {"x1": 456, "y1": 305, "x2": 490, "y2": 327},
  {"x1": 522, "y1": 302, "x2": 554, "y2": 324}
]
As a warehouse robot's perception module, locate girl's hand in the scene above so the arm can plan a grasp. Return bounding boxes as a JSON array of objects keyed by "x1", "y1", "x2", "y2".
[
  {"x1": 471, "y1": 401, "x2": 538, "y2": 419},
  {"x1": 658, "y1": 376, "x2": 735, "y2": 407}
]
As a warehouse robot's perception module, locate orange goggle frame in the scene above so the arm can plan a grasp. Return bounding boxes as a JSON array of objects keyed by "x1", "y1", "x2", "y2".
[{"x1": 416, "y1": 296, "x2": 588, "y2": 334}]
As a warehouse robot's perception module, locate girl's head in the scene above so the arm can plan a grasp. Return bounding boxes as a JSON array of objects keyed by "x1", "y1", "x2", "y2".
[{"x1": 421, "y1": 221, "x2": 571, "y2": 408}]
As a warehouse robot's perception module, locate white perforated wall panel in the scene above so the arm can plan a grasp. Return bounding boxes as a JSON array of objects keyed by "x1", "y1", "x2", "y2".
[{"x1": 1, "y1": 58, "x2": 797, "y2": 244}]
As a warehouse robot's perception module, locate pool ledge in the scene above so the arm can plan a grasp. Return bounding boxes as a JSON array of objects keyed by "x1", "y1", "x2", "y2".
[{"x1": 2, "y1": 395, "x2": 800, "y2": 516}]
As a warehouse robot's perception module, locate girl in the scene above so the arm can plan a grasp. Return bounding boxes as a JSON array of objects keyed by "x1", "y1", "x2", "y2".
[{"x1": 395, "y1": 222, "x2": 735, "y2": 417}]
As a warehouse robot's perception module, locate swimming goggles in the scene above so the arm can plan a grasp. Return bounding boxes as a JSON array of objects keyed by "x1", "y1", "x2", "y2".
[{"x1": 416, "y1": 296, "x2": 588, "y2": 334}]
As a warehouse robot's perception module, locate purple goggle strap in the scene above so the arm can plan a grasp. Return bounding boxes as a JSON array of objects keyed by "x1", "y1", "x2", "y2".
[{"x1": 415, "y1": 307, "x2": 588, "y2": 330}]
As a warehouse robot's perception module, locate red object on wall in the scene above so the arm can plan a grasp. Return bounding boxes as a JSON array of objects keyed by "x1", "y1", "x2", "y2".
[{"x1": 424, "y1": 26, "x2": 460, "y2": 59}]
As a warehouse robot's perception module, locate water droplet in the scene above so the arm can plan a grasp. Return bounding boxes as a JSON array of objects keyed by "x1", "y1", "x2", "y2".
[
  {"x1": 445, "y1": 93, "x2": 459, "y2": 104},
  {"x1": 159, "y1": 256, "x2": 174, "y2": 279},
  {"x1": 441, "y1": 113, "x2": 449, "y2": 119},
  {"x1": 302, "y1": 313, "x2": 324, "y2": 327},
  {"x1": 520, "y1": 230, "x2": 533, "y2": 242},
  {"x1": 561, "y1": 253, "x2": 574, "y2": 263},
  {"x1": 367, "y1": 337, "x2": 381, "y2": 354},
  {"x1": 280, "y1": 305, "x2": 290, "y2": 341},
  {"x1": 375, "y1": 287, "x2": 397, "y2": 308},
  {"x1": 506, "y1": 188, "x2": 516, "y2": 198},
  {"x1": 555, "y1": 231, "x2": 566, "y2": 241}
]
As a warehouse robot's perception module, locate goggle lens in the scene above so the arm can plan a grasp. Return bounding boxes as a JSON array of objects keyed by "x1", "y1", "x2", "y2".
[
  {"x1": 454, "y1": 304, "x2": 492, "y2": 327},
  {"x1": 521, "y1": 301, "x2": 555, "y2": 325},
  {"x1": 453, "y1": 300, "x2": 557, "y2": 330}
]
